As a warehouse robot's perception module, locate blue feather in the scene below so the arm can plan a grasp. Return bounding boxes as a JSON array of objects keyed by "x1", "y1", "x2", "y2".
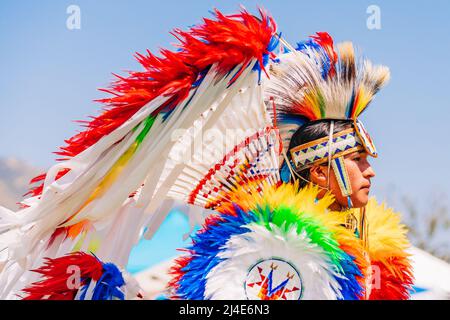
[
  {"x1": 278, "y1": 114, "x2": 307, "y2": 127},
  {"x1": 78, "y1": 278, "x2": 91, "y2": 300},
  {"x1": 91, "y1": 263, "x2": 125, "y2": 300},
  {"x1": 335, "y1": 253, "x2": 363, "y2": 300},
  {"x1": 296, "y1": 38, "x2": 333, "y2": 79},
  {"x1": 296, "y1": 39, "x2": 321, "y2": 52},
  {"x1": 252, "y1": 34, "x2": 279, "y2": 84},
  {"x1": 176, "y1": 206, "x2": 257, "y2": 299},
  {"x1": 175, "y1": 202, "x2": 364, "y2": 300}
]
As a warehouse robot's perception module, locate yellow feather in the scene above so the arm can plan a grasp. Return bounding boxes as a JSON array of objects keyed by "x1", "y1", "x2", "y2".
[
  {"x1": 61, "y1": 141, "x2": 139, "y2": 228},
  {"x1": 88, "y1": 141, "x2": 139, "y2": 201},
  {"x1": 215, "y1": 181, "x2": 343, "y2": 229},
  {"x1": 365, "y1": 198, "x2": 411, "y2": 262}
]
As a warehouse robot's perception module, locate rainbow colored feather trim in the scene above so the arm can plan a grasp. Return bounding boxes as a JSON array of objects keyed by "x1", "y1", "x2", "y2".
[
  {"x1": 364, "y1": 199, "x2": 414, "y2": 299},
  {"x1": 269, "y1": 34, "x2": 390, "y2": 124},
  {"x1": 169, "y1": 183, "x2": 413, "y2": 300}
]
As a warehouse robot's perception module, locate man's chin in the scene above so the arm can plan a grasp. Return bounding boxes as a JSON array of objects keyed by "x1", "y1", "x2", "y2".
[
  {"x1": 352, "y1": 197, "x2": 369, "y2": 208},
  {"x1": 349, "y1": 193, "x2": 369, "y2": 208}
]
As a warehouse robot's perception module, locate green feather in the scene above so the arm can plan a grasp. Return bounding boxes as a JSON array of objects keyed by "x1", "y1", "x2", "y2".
[
  {"x1": 253, "y1": 203, "x2": 346, "y2": 272},
  {"x1": 136, "y1": 116, "x2": 156, "y2": 147}
]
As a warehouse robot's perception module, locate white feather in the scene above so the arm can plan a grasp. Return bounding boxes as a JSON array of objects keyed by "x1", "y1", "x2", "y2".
[
  {"x1": 0, "y1": 60, "x2": 276, "y2": 299},
  {"x1": 204, "y1": 223, "x2": 342, "y2": 300}
]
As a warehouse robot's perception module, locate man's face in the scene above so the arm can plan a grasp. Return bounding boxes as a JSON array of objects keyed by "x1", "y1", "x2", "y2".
[
  {"x1": 331, "y1": 151, "x2": 376, "y2": 208},
  {"x1": 311, "y1": 151, "x2": 376, "y2": 208}
]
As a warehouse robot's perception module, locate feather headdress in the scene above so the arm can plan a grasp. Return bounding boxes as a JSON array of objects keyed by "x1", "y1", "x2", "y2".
[
  {"x1": 0, "y1": 9, "x2": 409, "y2": 301},
  {"x1": 267, "y1": 35, "x2": 390, "y2": 123},
  {"x1": 265, "y1": 33, "x2": 390, "y2": 160},
  {"x1": 0, "y1": 8, "x2": 278, "y2": 299}
]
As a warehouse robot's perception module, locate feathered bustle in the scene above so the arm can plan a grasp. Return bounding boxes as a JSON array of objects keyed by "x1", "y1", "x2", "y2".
[
  {"x1": 26, "y1": 8, "x2": 277, "y2": 199},
  {"x1": 170, "y1": 183, "x2": 364, "y2": 300},
  {"x1": 170, "y1": 183, "x2": 413, "y2": 300}
]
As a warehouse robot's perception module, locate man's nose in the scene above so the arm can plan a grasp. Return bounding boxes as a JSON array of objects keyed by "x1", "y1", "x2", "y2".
[
  {"x1": 364, "y1": 165, "x2": 376, "y2": 179},
  {"x1": 361, "y1": 158, "x2": 376, "y2": 179}
]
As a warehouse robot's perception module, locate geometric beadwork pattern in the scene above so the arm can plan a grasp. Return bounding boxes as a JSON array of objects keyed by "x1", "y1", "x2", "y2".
[
  {"x1": 331, "y1": 156, "x2": 353, "y2": 197},
  {"x1": 354, "y1": 119, "x2": 377, "y2": 157},
  {"x1": 290, "y1": 128, "x2": 363, "y2": 171}
]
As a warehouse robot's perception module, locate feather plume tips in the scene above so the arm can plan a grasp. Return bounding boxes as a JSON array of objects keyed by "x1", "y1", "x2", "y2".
[
  {"x1": 27, "y1": 8, "x2": 277, "y2": 198},
  {"x1": 267, "y1": 34, "x2": 390, "y2": 125},
  {"x1": 66, "y1": 8, "x2": 276, "y2": 160}
]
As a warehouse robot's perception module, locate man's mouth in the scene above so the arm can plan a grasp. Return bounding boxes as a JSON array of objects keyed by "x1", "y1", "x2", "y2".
[{"x1": 361, "y1": 183, "x2": 371, "y2": 191}]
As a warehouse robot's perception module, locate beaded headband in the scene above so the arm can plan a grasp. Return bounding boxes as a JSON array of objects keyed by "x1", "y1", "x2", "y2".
[{"x1": 289, "y1": 120, "x2": 376, "y2": 172}]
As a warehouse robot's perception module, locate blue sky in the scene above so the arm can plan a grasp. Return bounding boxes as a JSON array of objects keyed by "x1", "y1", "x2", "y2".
[{"x1": 1, "y1": 0, "x2": 449, "y2": 210}]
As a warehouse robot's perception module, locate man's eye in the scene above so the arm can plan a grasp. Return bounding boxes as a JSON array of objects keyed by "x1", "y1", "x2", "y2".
[{"x1": 354, "y1": 157, "x2": 361, "y2": 162}]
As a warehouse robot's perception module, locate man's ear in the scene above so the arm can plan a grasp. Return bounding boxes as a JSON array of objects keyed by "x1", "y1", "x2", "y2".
[{"x1": 309, "y1": 165, "x2": 328, "y2": 187}]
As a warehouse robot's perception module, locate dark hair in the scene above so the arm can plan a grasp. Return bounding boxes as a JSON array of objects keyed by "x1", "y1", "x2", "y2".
[{"x1": 287, "y1": 119, "x2": 353, "y2": 188}]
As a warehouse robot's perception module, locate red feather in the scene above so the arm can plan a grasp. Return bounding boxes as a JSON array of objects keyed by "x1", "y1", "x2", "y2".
[
  {"x1": 46, "y1": 227, "x2": 69, "y2": 249},
  {"x1": 21, "y1": 252, "x2": 103, "y2": 300},
  {"x1": 26, "y1": 9, "x2": 276, "y2": 198},
  {"x1": 24, "y1": 168, "x2": 70, "y2": 198},
  {"x1": 310, "y1": 32, "x2": 337, "y2": 77},
  {"x1": 368, "y1": 256, "x2": 414, "y2": 300},
  {"x1": 168, "y1": 254, "x2": 193, "y2": 298}
]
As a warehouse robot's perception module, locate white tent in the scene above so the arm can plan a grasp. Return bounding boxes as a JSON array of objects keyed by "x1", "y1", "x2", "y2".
[{"x1": 408, "y1": 247, "x2": 450, "y2": 300}]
